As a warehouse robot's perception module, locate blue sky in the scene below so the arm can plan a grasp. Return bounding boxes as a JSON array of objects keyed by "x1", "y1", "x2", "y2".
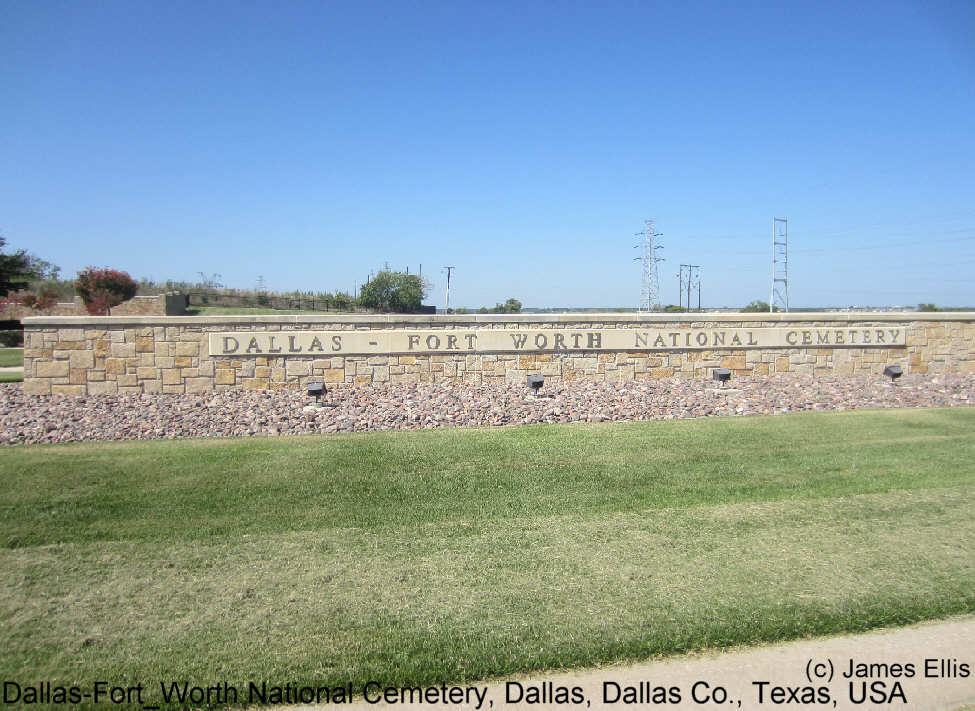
[{"x1": 3, "y1": 0, "x2": 974, "y2": 308}]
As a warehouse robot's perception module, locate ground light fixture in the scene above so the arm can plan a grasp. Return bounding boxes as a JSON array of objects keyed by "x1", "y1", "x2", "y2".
[
  {"x1": 306, "y1": 381, "x2": 337, "y2": 407},
  {"x1": 712, "y1": 368, "x2": 732, "y2": 387},
  {"x1": 883, "y1": 365, "x2": 904, "y2": 384},
  {"x1": 527, "y1": 374, "x2": 544, "y2": 397}
]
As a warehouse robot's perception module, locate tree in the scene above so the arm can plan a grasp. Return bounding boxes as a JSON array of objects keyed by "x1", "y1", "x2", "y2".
[
  {"x1": 917, "y1": 303, "x2": 940, "y2": 312},
  {"x1": 75, "y1": 267, "x2": 138, "y2": 315},
  {"x1": 0, "y1": 237, "x2": 39, "y2": 296},
  {"x1": 502, "y1": 297, "x2": 522, "y2": 313},
  {"x1": 357, "y1": 270, "x2": 428, "y2": 312},
  {"x1": 742, "y1": 300, "x2": 777, "y2": 313}
]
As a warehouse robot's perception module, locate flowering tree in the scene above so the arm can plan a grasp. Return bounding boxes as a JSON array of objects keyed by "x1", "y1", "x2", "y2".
[{"x1": 75, "y1": 267, "x2": 138, "y2": 315}]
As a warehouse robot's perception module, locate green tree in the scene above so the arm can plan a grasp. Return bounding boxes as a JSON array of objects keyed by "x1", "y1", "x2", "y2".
[
  {"x1": 917, "y1": 303, "x2": 940, "y2": 312},
  {"x1": 0, "y1": 237, "x2": 41, "y2": 296},
  {"x1": 742, "y1": 300, "x2": 777, "y2": 313},
  {"x1": 357, "y1": 270, "x2": 428, "y2": 312}
]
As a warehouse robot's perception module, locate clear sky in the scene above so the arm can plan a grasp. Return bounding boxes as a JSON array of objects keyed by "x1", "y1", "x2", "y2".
[{"x1": 3, "y1": 0, "x2": 974, "y2": 309}]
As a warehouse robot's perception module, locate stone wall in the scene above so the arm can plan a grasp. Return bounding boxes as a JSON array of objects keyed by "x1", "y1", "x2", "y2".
[
  {"x1": 2, "y1": 293, "x2": 186, "y2": 322},
  {"x1": 21, "y1": 313, "x2": 975, "y2": 395},
  {"x1": 108, "y1": 293, "x2": 187, "y2": 316}
]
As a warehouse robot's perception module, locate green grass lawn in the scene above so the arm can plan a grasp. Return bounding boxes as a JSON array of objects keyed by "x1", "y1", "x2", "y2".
[
  {"x1": 0, "y1": 372, "x2": 23, "y2": 383},
  {"x1": 0, "y1": 347, "x2": 23, "y2": 367},
  {"x1": 1, "y1": 408, "x2": 973, "y2": 707}
]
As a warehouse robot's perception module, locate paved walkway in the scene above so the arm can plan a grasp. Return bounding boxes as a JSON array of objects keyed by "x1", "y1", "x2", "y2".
[{"x1": 320, "y1": 616, "x2": 973, "y2": 711}]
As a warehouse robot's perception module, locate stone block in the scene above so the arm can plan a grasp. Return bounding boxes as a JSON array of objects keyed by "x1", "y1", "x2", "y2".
[
  {"x1": 110, "y1": 343, "x2": 136, "y2": 358},
  {"x1": 137, "y1": 366, "x2": 157, "y2": 380},
  {"x1": 161, "y1": 369, "x2": 181, "y2": 385},
  {"x1": 117, "y1": 374, "x2": 138, "y2": 387},
  {"x1": 175, "y1": 356, "x2": 192, "y2": 367},
  {"x1": 651, "y1": 367, "x2": 675, "y2": 377},
  {"x1": 143, "y1": 379, "x2": 162, "y2": 394},
  {"x1": 324, "y1": 369, "x2": 345, "y2": 383},
  {"x1": 105, "y1": 358, "x2": 126, "y2": 375},
  {"x1": 52, "y1": 384, "x2": 86, "y2": 396},
  {"x1": 69, "y1": 368, "x2": 86, "y2": 385},
  {"x1": 242, "y1": 378, "x2": 269, "y2": 390},
  {"x1": 68, "y1": 350, "x2": 94, "y2": 368},
  {"x1": 136, "y1": 337, "x2": 154, "y2": 352},
  {"x1": 88, "y1": 381, "x2": 118, "y2": 395},
  {"x1": 186, "y1": 377, "x2": 214, "y2": 393},
  {"x1": 721, "y1": 356, "x2": 746, "y2": 370},
  {"x1": 36, "y1": 360, "x2": 69, "y2": 378},
  {"x1": 94, "y1": 340, "x2": 110, "y2": 356},
  {"x1": 215, "y1": 369, "x2": 235, "y2": 385},
  {"x1": 23, "y1": 379, "x2": 51, "y2": 395},
  {"x1": 175, "y1": 341, "x2": 199, "y2": 356},
  {"x1": 287, "y1": 360, "x2": 312, "y2": 376}
]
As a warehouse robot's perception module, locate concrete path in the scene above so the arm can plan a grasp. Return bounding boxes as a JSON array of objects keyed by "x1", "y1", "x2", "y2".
[{"x1": 315, "y1": 616, "x2": 973, "y2": 711}]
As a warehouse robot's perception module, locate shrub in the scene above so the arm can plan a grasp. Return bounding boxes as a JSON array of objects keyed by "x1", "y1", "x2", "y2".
[
  {"x1": 75, "y1": 267, "x2": 138, "y2": 315},
  {"x1": 0, "y1": 330, "x2": 23, "y2": 347}
]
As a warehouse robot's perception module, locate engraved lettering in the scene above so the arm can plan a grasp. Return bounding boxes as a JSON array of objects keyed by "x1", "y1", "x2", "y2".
[
  {"x1": 534, "y1": 334, "x2": 548, "y2": 349},
  {"x1": 713, "y1": 332, "x2": 725, "y2": 346},
  {"x1": 747, "y1": 331, "x2": 758, "y2": 345},
  {"x1": 554, "y1": 333, "x2": 566, "y2": 350},
  {"x1": 408, "y1": 335, "x2": 420, "y2": 350},
  {"x1": 447, "y1": 335, "x2": 459, "y2": 350},
  {"x1": 288, "y1": 335, "x2": 302, "y2": 353},
  {"x1": 587, "y1": 332, "x2": 601, "y2": 349},
  {"x1": 330, "y1": 336, "x2": 341, "y2": 352},
  {"x1": 802, "y1": 331, "x2": 812, "y2": 345},
  {"x1": 246, "y1": 337, "x2": 262, "y2": 353},
  {"x1": 816, "y1": 330, "x2": 830, "y2": 345},
  {"x1": 571, "y1": 334, "x2": 583, "y2": 348},
  {"x1": 731, "y1": 333, "x2": 743, "y2": 346},
  {"x1": 696, "y1": 332, "x2": 708, "y2": 346},
  {"x1": 653, "y1": 334, "x2": 667, "y2": 347},
  {"x1": 875, "y1": 329, "x2": 885, "y2": 343},
  {"x1": 510, "y1": 333, "x2": 529, "y2": 349},
  {"x1": 268, "y1": 335, "x2": 282, "y2": 353},
  {"x1": 635, "y1": 332, "x2": 649, "y2": 347},
  {"x1": 786, "y1": 331, "x2": 798, "y2": 346},
  {"x1": 465, "y1": 334, "x2": 477, "y2": 349},
  {"x1": 309, "y1": 337, "x2": 324, "y2": 352},
  {"x1": 222, "y1": 336, "x2": 239, "y2": 354},
  {"x1": 426, "y1": 335, "x2": 441, "y2": 349}
]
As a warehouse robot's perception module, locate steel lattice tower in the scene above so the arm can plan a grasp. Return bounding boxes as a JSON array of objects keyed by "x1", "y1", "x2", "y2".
[
  {"x1": 770, "y1": 217, "x2": 789, "y2": 312},
  {"x1": 634, "y1": 220, "x2": 664, "y2": 311}
]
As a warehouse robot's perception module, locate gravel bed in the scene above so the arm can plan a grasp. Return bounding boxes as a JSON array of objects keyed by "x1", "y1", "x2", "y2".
[{"x1": 1, "y1": 373, "x2": 972, "y2": 446}]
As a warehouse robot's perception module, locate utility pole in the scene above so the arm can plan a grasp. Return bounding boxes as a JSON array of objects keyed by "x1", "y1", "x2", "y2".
[
  {"x1": 634, "y1": 220, "x2": 664, "y2": 311},
  {"x1": 771, "y1": 218, "x2": 789, "y2": 312},
  {"x1": 443, "y1": 266, "x2": 455, "y2": 312},
  {"x1": 679, "y1": 264, "x2": 700, "y2": 311}
]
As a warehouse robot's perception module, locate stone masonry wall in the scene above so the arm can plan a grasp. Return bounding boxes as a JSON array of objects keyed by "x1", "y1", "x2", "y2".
[{"x1": 21, "y1": 313, "x2": 975, "y2": 396}]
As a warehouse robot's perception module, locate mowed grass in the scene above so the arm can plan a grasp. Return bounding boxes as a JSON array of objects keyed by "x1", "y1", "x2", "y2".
[
  {"x1": 0, "y1": 347, "x2": 23, "y2": 367},
  {"x1": 1, "y1": 408, "x2": 973, "y2": 706}
]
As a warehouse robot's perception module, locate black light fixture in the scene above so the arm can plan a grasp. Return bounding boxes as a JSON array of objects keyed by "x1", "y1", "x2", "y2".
[
  {"x1": 883, "y1": 365, "x2": 903, "y2": 383},
  {"x1": 712, "y1": 368, "x2": 731, "y2": 387},
  {"x1": 307, "y1": 381, "x2": 326, "y2": 405},
  {"x1": 527, "y1": 374, "x2": 544, "y2": 397}
]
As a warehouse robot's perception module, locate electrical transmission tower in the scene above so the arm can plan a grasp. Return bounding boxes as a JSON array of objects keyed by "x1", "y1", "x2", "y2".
[
  {"x1": 634, "y1": 220, "x2": 664, "y2": 311},
  {"x1": 770, "y1": 217, "x2": 789, "y2": 312},
  {"x1": 679, "y1": 264, "x2": 701, "y2": 311}
]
